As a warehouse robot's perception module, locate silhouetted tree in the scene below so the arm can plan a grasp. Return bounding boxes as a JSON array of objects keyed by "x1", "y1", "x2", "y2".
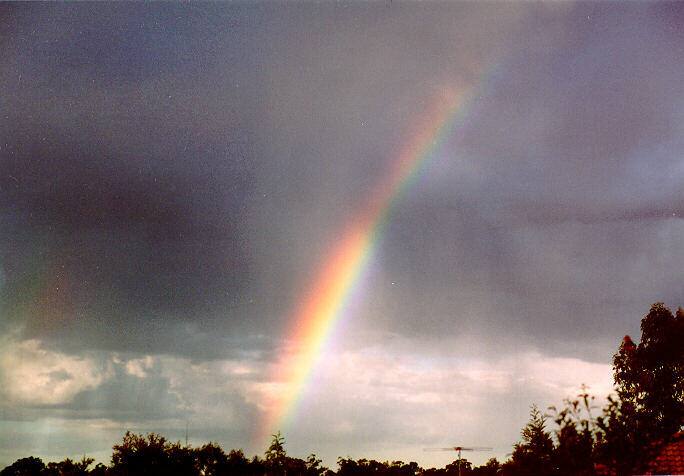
[
  {"x1": 471, "y1": 458, "x2": 500, "y2": 476},
  {"x1": 336, "y1": 458, "x2": 381, "y2": 476},
  {"x1": 44, "y1": 457, "x2": 94, "y2": 476},
  {"x1": 304, "y1": 454, "x2": 327, "y2": 476},
  {"x1": 389, "y1": 460, "x2": 420, "y2": 476},
  {"x1": 505, "y1": 406, "x2": 554, "y2": 475},
  {"x1": 248, "y1": 455, "x2": 268, "y2": 476},
  {"x1": 194, "y1": 442, "x2": 229, "y2": 476},
  {"x1": 194, "y1": 444, "x2": 266, "y2": 476},
  {"x1": 109, "y1": 431, "x2": 197, "y2": 476},
  {"x1": 167, "y1": 441, "x2": 197, "y2": 476},
  {"x1": 265, "y1": 432, "x2": 289, "y2": 476},
  {"x1": 614, "y1": 303, "x2": 684, "y2": 435},
  {"x1": 594, "y1": 303, "x2": 684, "y2": 474},
  {"x1": 252, "y1": 435, "x2": 325, "y2": 476},
  {"x1": 336, "y1": 458, "x2": 423, "y2": 476},
  {"x1": 547, "y1": 388, "x2": 596, "y2": 475},
  {"x1": 0, "y1": 457, "x2": 46, "y2": 476},
  {"x1": 445, "y1": 458, "x2": 472, "y2": 476},
  {"x1": 336, "y1": 457, "x2": 359, "y2": 476},
  {"x1": 89, "y1": 463, "x2": 108, "y2": 476}
]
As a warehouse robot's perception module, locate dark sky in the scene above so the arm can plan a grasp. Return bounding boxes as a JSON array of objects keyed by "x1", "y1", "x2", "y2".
[{"x1": 1, "y1": 2, "x2": 683, "y2": 469}]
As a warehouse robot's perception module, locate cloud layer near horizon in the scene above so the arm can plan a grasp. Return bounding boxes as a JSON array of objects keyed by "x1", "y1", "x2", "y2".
[{"x1": 0, "y1": 330, "x2": 613, "y2": 467}]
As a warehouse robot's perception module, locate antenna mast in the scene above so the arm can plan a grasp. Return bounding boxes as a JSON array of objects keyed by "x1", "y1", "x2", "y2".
[{"x1": 424, "y1": 446, "x2": 492, "y2": 476}]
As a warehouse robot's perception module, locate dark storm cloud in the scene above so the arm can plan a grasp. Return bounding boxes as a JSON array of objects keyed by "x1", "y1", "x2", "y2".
[
  {"x1": 1, "y1": 4, "x2": 265, "y2": 356},
  {"x1": 0, "y1": 2, "x2": 532, "y2": 358},
  {"x1": 0, "y1": 128, "x2": 256, "y2": 352},
  {"x1": 355, "y1": 3, "x2": 684, "y2": 360},
  {"x1": 1, "y1": 2, "x2": 683, "y2": 361},
  {"x1": 435, "y1": 14, "x2": 684, "y2": 227}
]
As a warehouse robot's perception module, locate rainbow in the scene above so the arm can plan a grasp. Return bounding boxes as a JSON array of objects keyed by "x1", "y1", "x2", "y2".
[{"x1": 254, "y1": 84, "x2": 480, "y2": 447}]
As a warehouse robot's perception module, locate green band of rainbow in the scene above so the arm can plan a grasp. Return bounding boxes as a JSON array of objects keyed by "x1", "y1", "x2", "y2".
[{"x1": 254, "y1": 83, "x2": 481, "y2": 448}]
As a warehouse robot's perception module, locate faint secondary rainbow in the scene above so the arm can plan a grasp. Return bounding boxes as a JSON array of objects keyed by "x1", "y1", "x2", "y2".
[{"x1": 254, "y1": 85, "x2": 480, "y2": 447}]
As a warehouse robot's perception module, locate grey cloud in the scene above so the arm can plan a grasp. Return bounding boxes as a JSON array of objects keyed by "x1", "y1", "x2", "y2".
[
  {"x1": 0, "y1": 2, "x2": 533, "y2": 359},
  {"x1": 1, "y1": 3, "x2": 681, "y2": 362},
  {"x1": 345, "y1": 4, "x2": 684, "y2": 360},
  {"x1": 65, "y1": 368, "x2": 180, "y2": 421},
  {"x1": 450, "y1": 12, "x2": 684, "y2": 226},
  {"x1": 371, "y1": 206, "x2": 684, "y2": 360},
  {"x1": 1, "y1": 356, "x2": 177, "y2": 422}
]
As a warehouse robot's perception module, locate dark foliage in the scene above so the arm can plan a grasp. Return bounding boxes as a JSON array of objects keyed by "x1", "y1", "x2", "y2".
[
  {"x1": 594, "y1": 303, "x2": 684, "y2": 474},
  {"x1": 1, "y1": 457, "x2": 46, "y2": 476},
  {"x1": 504, "y1": 406, "x2": 554, "y2": 475},
  {"x1": 108, "y1": 431, "x2": 196, "y2": 476},
  {"x1": 613, "y1": 303, "x2": 684, "y2": 434},
  {"x1": 1, "y1": 432, "x2": 497, "y2": 476}
]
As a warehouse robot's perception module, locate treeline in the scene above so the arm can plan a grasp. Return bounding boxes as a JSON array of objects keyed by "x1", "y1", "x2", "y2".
[
  {"x1": 0, "y1": 431, "x2": 502, "y2": 476},
  {"x1": 3, "y1": 303, "x2": 683, "y2": 476}
]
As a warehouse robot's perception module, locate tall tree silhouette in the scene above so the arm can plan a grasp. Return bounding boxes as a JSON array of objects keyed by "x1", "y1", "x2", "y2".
[
  {"x1": 505, "y1": 405, "x2": 554, "y2": 475},
  {"x1": 596, "y1": 303, "x2": 684, "y2": 474},
  {"x1": 265, "y1": 432, "x2": 287, "y2": 476},
  {"x1": 613, "y1": 303, "x2": 684, "y2": 435}
]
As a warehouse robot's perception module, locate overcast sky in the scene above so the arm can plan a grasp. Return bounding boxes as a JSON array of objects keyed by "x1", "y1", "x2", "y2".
[{"x1": 1, "y1": 1, "x2": 683, "y2": 469}]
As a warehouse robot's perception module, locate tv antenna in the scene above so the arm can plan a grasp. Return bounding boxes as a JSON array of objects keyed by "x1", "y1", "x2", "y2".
[{"x1": 424, "y1": 446, "x2": 492, "y2": 476}]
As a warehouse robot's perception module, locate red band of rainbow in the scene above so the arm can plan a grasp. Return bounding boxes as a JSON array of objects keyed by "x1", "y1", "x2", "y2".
[{"x1": 253, "y1": 82, "x2": 482, "y2": 448}]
